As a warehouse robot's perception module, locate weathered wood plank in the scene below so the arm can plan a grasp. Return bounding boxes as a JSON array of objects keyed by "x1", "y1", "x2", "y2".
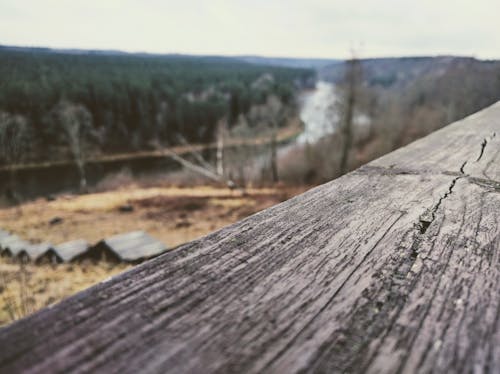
[
  {"x1": 370, "y1": 105, "x2": 499, "y2": 179},
  {"x1": 0, "y1": 103, "x2": 499, "y2": 373}
]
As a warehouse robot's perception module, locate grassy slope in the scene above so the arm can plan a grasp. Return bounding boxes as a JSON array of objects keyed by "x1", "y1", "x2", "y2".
[{"x1": 0, "y1": 185, "x2": 308, "y2": 326}]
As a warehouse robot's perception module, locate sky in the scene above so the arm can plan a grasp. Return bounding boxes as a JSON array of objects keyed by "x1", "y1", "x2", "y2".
[{"x1": 1, "y1": 0, "x2": 499, "y2": 59}]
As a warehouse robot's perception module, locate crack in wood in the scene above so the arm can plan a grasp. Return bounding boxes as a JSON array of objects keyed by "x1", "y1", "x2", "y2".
[
  {"x1": 459, "y1": 161, "x2": 467, "y2": 174},
  {"x1": 418, "y1": 127, "x2": 498, "y2": 235},
  {"x1": 419, "y1": 176, "x2": 461, "y2": 235},
  {"x1": 476, "y1": 139, "x2": 488, "y2": 162},
  {"x1": 476, "y1": 132, "x2": 496, "y2": 162}
]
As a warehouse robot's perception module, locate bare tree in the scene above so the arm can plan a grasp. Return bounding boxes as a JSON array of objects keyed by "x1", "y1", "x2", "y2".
[
  {"x1": 53, "y1": 101, "x2": 93, "y2": 192},
  {"x1": 0, "y1": 112, "x2": 29, "y2": 203},
  {"x1": 270, "y1": 131, "x2": 278, "y2": 183},
  {"x1": 167, "y1": 128, "x2": 239, "y2": 191},
  {"x1": 216, "y1": 118, "x2": 227, "y2": 177},
  {"x1": 266, "y1": 95, "x2": 284, "y2": 183},
  {"x1": 246, "y1": 94, "x2": 285, "y2": 184},
  {"x1": 219, "y1": 115, "x2": 254, "y2": 187},
  {"x1": 338, "y1": 55, "x2": 362, "y2": 175},
  {"x1": 226, "y1": 95, "x2": 286, "y2": 185}
]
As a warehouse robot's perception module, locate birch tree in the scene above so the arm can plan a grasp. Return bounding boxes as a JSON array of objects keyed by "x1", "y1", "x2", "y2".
[
  {"x1": 0, "y1": 112, "x2": 29, "y2": 203},
  {"x1": 53, "y1": 101, "x2": 93, "y2": 192}
]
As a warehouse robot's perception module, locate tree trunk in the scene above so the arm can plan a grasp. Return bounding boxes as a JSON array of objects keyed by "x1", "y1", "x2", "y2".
[
  {"x1": 216, "y1": 121, "x2": 225, "y2": 177},
  {"x1": 270, "y1": 125, "x2": 279, "y2": 183},
  {"x1": 77, "y1": 160, "x2": 87, "y2": 193},
  {"x1": 339, "y1": 58, "x2": 357, "y2": 176}
]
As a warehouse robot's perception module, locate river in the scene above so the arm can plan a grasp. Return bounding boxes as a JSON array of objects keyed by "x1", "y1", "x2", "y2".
[
  {"x1": 297, "y1": 81, "x2": 338, "y2": 143},
  {"x1": 1, "y1": 81, "x2": 339, "y2": 201}
]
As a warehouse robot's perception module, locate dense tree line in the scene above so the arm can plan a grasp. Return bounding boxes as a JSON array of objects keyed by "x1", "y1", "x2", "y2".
[{"x1": 0, "y1": 47, "x2": 312, "y2": 164}]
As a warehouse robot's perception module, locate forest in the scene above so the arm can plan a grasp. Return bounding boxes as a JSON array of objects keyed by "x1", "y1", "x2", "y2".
[
  {"x1": 2, "y1": 48, "x2": 500, "y2": 189},
  {"x1": 0, "y1": 47, "x2": 313, "y2": 165}
]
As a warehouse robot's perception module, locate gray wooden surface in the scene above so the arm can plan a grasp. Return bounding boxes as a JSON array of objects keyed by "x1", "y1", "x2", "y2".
[{"x1": 0, "y1": 103, "x2": 499, "y2": 373}]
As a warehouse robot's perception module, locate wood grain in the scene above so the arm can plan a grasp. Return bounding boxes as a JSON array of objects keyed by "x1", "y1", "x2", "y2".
[{"x1": 0, "y1": 102, "x2": 499, "y2": 374}]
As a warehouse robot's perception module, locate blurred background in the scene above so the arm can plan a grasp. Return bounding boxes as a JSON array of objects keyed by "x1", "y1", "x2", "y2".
[{"x1": 0, "y1": 0, "x2": 499, "y2": 325}]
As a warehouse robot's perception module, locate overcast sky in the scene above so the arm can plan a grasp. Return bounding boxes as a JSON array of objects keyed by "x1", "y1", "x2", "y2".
[{"x1": 1, "y1": 0, "x2": 499, "y2": 59}]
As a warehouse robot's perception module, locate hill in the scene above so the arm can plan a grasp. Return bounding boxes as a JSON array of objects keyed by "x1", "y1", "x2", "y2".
[
  {"x1": 236, "y1": 55, "x2": 340, "y2": 69},
  {"x1": 0, "y1": 46, "x2": 313, "y2": 165},
  {"x1": 307, "y1": 56, "x2": 500, "y2": 183},
  {"x1": 321, "y1": 55, "x2": 500, "y2": 91}
]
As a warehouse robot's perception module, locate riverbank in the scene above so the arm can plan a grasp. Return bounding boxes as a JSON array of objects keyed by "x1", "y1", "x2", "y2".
[
  {"x1": 0, "y1": 118, "x2": 304, "y2": 202},
  {"x1": 0, "y1": 119, "x2": 304, "y2": 173}
]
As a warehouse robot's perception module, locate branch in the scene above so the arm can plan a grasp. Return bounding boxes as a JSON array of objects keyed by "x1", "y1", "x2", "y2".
[
  {"x1": 174, "y1": 134, "x2": 217, "y2": 174},
  {"x1": 163, "y1": 147, "x2": 240, "y2": 191}
]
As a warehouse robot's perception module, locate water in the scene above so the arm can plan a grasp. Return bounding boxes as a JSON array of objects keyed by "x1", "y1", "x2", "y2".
[
  {"x1": 297, "y1": 81, "x2": 338, "y2": 144},
  {"x1": 1, "y1": 81, "x2": 342, "y2": 201},
  {"x1": 273, "y1": 81, "x2": 338, "y2": 162},
  {"x1": 0, "y1": 155, "x2": 185, "y2": 201},
  {"x1": 295, "y1": 81, "x2": 372, "y2": 145}
]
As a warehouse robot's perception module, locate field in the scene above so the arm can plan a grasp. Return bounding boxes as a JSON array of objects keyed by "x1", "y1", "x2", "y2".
[{"x1": 0, "y1": 184, "x2": 307, "y2": 326}]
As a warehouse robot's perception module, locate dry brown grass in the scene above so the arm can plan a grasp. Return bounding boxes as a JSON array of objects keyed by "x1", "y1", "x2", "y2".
[
  {"x1": 0, "y1": 186, "x2": 291, "y2": 247},
  {"x1": 0, "y1": 184, "x2": 307, "y2": 326},
  {"x1": 0, "y1": 259, "x2": 129, "y2": 326}
]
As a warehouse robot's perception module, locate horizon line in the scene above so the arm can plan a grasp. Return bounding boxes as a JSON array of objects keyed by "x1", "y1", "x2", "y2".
[{"x1": 0, "y1": 43, "x2": 491, "y2": 62}]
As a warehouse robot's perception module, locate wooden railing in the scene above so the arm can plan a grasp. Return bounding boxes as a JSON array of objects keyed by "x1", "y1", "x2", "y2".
[{"x1": 0, "y1": 103, "x2": 499, "y2": 373}]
